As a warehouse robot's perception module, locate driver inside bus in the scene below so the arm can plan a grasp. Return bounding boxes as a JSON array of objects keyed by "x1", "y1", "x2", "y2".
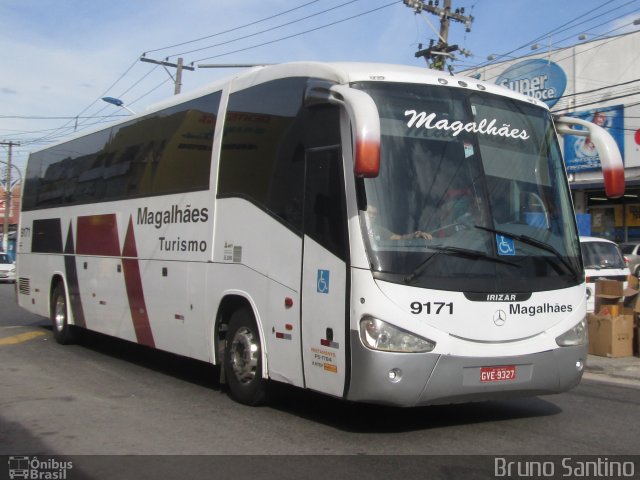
[{"x1": 365, "y1": 205, "x2": 432, "y2": 242}]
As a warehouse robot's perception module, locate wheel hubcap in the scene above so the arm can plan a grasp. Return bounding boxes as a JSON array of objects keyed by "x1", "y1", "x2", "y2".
[
  {"x1": 229, "y1": 326, "x2": 259, "y2": 384},
  {"x1": 54, "y1": 296, "x2": 66, "y2": 332}
]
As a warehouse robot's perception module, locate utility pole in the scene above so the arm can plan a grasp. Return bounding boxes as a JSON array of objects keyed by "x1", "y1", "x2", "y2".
[
  {"x1": 139, "y1": 56, "x2": 195, "y2": 95},
  {"x1": 404, "y1": 0, "x2": 473, "y2": 71},
  {"x1": 1, "y1": 141, "x2": 19, "y2": 253}
]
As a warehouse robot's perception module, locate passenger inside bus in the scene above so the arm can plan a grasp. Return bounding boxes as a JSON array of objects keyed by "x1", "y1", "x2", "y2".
[
  {"x1": 429, "y1": 187, "x2": 476, "y2": 238},
  {"x1": 365, "y1": 205, "x2": 433, "y2": 242}
]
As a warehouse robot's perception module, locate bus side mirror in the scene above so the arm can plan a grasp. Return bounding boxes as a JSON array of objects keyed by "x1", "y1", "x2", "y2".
[
  {"x1": 555, "y1": 116, "x2": 624, "y2": 198},
  {"x1": 304, "y1": 81, "x2": 381, "y2": 178}
]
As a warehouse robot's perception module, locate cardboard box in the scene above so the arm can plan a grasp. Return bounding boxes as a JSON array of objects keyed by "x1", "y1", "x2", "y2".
[
  {"x1": 594, "y1": 279, "x2": 623, "y2": 314},
  {"x1": 587, "y1": 313, "x2": 634, "y2": 358},
  {"x1": 593, "y1": 279, "x2": 639, "y2": 314},
  {"x1": 634, "y1": 316, "x2": 639, "y2": 357},
  {"x1": 595, "y1": 279, "x2": 624, "y2": 298}
]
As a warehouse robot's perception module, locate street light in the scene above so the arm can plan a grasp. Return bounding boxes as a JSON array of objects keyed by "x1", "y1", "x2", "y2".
[
  {"x1": 101, "y1": 97, "x2": 136, "y2": 115},
  {"x1": 0, "y1": 160, "x2": 23, "y2": 185}
]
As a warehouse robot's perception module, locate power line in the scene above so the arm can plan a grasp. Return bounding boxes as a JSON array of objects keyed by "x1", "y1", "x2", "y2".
[
  {"x1": 144, "y1": 0, "x2": 322, "y2": 55},
  {"x1": 554, "y1": 90, "x2": 640, "y2": 114},
  {"x1": 469, "y1": 0, "x2": 632, "y2": 71},
  {"x1": 54, "y1": 1, "x2": 367, "y2": 137},
  {"x1": 193, "y1": 1, "x2": 398, "y2": 63},
  {"x1": 479, "y1": 21, "x2": 640, "y2": 84},
  {"x1": 168, "y1": 0, "x2": 361, "y2": 59},
  {"x1": 544, "y1": 3, "x2": 640, "y2": 49},
  {"x1": 556, "y1": 78, "x2": 640, "y2": 101},
  {"x1": 20, "y1": 1, "x2": 388, "y2": 149},
  {"x1": 26, "y1": 57, "x2": 142, "y2": 147}
]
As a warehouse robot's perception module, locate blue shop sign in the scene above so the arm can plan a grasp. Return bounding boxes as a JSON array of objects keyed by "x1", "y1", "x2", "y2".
[{"x1": 495, "y1": 59, "x2": 567, "y2": 108}]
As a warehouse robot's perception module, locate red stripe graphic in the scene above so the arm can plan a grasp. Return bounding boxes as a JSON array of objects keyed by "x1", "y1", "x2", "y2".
[{"x1": 122, "y1": 216, "x2": 155, "y2": 347}]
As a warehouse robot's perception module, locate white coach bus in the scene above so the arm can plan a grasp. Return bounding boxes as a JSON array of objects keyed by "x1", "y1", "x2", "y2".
[{"x1": 16, "y1": 62, "x2": 624, "y2": 406}]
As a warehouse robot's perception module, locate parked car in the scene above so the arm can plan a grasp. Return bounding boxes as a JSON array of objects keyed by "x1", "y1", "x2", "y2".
[
  {"x1": 0, "y1": 252, "x2": 16, "y2": 283},
  {"x1": 579, "y1": 236, "x2": 629, "y2": 312},
  {"x1": 619, "y1": 242, "x2": 640, "y2": 277}
]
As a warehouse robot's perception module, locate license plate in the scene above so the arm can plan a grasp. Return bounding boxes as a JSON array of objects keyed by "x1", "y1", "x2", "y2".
[{"x1": 480, "y1": 365, "x2": 516, "y2": 382}]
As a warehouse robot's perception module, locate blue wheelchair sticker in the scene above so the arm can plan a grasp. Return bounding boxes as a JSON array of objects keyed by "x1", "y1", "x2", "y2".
[
  {"x1": 317, "y1": 269, "x2": 330, "y2": 294},
  {"x1": 496, "y1": 234, "x2": 516, "y2": 256}
]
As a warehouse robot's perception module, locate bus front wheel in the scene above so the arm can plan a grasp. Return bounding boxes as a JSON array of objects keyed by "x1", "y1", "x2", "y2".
[
  {"x1": 50, "y1": 283, "x2": 76, "y2": 345},
  {"x1": 224, "y1": 308, "x2": 269, "y2": 406}
]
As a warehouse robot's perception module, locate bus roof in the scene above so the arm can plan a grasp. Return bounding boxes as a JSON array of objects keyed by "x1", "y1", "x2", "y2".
[{"x1": 182, "y1": 61, "x2": 547, "y2": 109}]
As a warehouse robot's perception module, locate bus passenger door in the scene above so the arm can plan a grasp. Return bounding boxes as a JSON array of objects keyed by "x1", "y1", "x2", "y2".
[{"x1": 301, "y1": 146, "x2": 348, "y2": 398}]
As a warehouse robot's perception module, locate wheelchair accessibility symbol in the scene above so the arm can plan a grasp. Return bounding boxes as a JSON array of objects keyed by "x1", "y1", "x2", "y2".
[
  {"x1": 496, "y1": 234, "x2": 515, "y2": 256},
  {"x1": 317, "y1": 269, "x2": 330, "y2": 294}
]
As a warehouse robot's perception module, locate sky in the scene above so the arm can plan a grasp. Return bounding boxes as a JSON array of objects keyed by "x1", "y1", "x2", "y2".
[{"x1": 2, "y1": 0, "x2": 640, "y2": 174}]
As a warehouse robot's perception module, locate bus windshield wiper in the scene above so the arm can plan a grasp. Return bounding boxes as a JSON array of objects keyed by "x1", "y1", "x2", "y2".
[
  {"x1": 404, "y1": 245, "x2": 520, "y2": 284},
  {"x1": 474, "y1": 225, "x2": 579, "y2": 280}
]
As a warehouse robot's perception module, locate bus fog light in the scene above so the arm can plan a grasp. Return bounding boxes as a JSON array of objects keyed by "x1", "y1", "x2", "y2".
[
  {"x1": 388, "y1": 368, "x2": 402, "y2": 383},
  {"x1": 359, "y1": 316, "x2": 435, "y2": 353},
  {"x1": 576, "y1": 360, "x2": 584, "y2": 372},
  {"x1": 556, "y1": 318, "x2": 587, "y2": 346}
]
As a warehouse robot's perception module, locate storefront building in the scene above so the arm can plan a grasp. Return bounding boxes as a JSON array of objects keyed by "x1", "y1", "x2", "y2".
[{"x1": 463, "y1": 30, "x2": 640, "y2": 242}]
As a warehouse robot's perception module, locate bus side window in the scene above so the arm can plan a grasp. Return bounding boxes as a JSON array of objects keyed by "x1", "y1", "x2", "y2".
[{"x1": 304, "y1": 147, "x2": 347, "y2": 261}]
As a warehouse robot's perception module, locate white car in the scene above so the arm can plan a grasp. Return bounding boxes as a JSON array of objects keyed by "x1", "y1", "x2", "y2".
[
  {"x1": 579, "y1": 236, "x2": 629, "y2": 312},
  {"x1": 0, "y1": 252, "x2": 16, "y2": 283}
]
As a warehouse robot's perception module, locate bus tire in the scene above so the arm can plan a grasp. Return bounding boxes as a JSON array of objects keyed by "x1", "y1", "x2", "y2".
[
  {"x1": 50, "y1": 282, "x2": 76, "y2": 345},
  {"x1": 224, "y1": 308, "x2": 269, "y2": 406}
]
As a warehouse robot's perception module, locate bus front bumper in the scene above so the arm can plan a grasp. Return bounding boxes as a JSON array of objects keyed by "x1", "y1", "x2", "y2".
[{"x1": 346, "y1": 330, "x2": 587, "y2": 407}]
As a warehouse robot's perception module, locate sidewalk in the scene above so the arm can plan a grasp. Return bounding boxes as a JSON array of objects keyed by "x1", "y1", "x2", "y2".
[{"x1": 584, "y1": 354, "x2": 640, "y2": 385}]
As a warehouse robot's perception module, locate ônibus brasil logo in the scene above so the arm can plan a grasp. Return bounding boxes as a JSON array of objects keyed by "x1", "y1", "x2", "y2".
[{"x1": 8, "y1": 456, "x2": 73, "y2": 480}]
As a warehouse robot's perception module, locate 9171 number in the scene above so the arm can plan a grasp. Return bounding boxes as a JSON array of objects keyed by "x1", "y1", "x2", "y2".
[{"x1": 410, "y1": 301, "x2": 453, "y2": 315}]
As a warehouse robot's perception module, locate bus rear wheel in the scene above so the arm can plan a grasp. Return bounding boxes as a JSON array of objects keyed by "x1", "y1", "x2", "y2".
[
  {"x1": 50, "y1": 283, "x2": 77, "y2": 345},
  {"x1": 224, "y1": 308, "x2": 269, "y2": 406}
]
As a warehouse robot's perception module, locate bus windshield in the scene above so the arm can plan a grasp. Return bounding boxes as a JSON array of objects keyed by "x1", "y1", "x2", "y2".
[{"x1": 352, "y1": 81, "x2": 581, "y2": 293}]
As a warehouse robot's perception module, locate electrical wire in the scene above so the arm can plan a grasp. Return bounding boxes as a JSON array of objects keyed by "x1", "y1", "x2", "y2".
[
  {"x1": 144, "y1": 0, "x2": 322, "y2": 55},
  {"x1": 468, "y1": 0, "x2": 636, "y2": 71},
  {"x1": 193, "y1": 1, "x2": 398, "y2": 63},
  {"x1": 19, "y1": 0, "x2": 372, "y2": 149},
  {"x1": 478, "y1": 20, "x2": 640, "y2": 84},
  {"x1": 26, "y1": 57, "x2": 142, "y2": 148},
  {"x1": 168, "y1": 0, "x2": 361, "y2": 59},
  {"x1": 554, "y1": 90, "x2": 640, "y2": 114},
  {"x1": 58, "y1": 3, "x2": 330, "y2": 137}
]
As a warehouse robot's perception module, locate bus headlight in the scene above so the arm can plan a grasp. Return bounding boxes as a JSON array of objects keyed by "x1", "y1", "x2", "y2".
[
  {"x1": 555, "y1": 317, "x2": 587, "y2": 346},
  {"x1": 359, "y1": 316, "x2": 436, "y2": 353}
]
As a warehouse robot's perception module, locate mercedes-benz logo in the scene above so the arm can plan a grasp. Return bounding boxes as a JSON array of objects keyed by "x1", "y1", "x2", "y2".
[{"x1": 493, "y1": 309, "x2": 507, "y2": 326}]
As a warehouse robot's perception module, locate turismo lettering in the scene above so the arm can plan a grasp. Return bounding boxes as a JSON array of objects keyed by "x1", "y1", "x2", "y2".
[
  {"x1": 159, "y1": 236, "x2": 208, "y2": 253},
  {"x1": 404, "y1": 111, "x2": 530, "y2": 140},
  {"x1": 137, "y1": 205, "x2": 209, "y2": 229},
  {"x1": 509, "y1": 303, "x2": 572, "y2": 316}
]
